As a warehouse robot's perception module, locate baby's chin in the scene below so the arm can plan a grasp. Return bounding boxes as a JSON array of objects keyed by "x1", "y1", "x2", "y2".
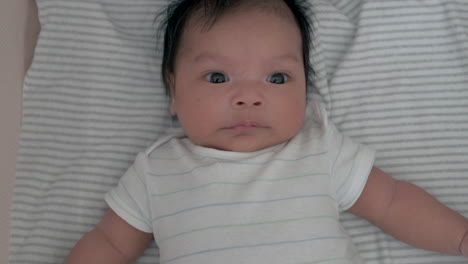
[
  {"x1": 216, "y1": 144, "x2": 269, "y2": 153},
  {"x1": 197, "y1": 137, "x2": 287, "y2": 153}
]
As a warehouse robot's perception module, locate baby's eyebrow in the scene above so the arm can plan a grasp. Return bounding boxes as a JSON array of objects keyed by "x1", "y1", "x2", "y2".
[
  {"x1": 267, "y1": 54, "x2": 301, "y2": 64},
  {"x1": 193, "y1": 52, "x2": 231, "y2": 63},
  {"x1": 191, "y1": 52, "x2": 301, "y2": 66}
]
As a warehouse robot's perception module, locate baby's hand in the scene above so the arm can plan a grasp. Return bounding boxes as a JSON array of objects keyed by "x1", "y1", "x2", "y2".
[{"x1": 461, "y1": 230, "x2": 468, "y2": 258}]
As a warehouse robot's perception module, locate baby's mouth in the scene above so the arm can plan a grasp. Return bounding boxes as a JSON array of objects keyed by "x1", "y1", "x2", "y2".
[{"x1": 225, "y1": 121, "x2": 266, "y2": 132}]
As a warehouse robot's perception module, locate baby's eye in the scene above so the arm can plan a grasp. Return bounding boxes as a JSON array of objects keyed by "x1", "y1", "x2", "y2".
[
  {"x1": 206, "y1": 72, "x2": 229, "y2": 83},
  {"x1": 267, "y1": 73, "x2": 289, "y2": 84}
]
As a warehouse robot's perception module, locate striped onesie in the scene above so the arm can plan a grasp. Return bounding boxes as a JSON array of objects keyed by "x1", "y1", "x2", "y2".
[{"x1": 106, "y1": 102, "x2": 375, "y2": 264}]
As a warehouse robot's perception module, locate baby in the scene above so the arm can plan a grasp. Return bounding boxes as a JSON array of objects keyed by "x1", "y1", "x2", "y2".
[{"x1": 65, "y1": 0, "x2": 468, "y2": 263}]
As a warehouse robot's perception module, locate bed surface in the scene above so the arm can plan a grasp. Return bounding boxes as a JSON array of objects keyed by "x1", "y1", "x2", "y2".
[{"x1": 0, "y1": 1, "x2": 39, "y2": 264}]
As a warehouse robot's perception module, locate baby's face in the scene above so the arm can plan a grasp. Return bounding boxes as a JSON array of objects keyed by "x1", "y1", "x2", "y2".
[{"x1": 170, "y1": 8, "x2": 306, "y2": 152}]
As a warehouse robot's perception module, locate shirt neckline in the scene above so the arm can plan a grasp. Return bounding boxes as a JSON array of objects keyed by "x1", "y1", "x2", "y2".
[{"x1": 182, "y1": 138, "x2": 287, "y2": 161}]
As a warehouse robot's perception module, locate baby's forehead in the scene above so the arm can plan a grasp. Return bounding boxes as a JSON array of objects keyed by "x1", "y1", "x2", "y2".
[{"x1": 185, "y1": 0, "x2": 296, "y2": 32}]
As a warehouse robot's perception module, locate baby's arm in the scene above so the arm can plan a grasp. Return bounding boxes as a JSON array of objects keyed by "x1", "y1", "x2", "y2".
[
  {"x1": 349, "y1": 167, "x2": 468, "y2": 257},
  {"x1": 65, "y1": 209, "x2": 153, "y2": 264}
]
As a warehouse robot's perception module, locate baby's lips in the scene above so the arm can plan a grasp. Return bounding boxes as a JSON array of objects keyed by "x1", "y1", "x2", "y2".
[{"x1": 229, "y1": 120, "x2": 262, "y2": 128}]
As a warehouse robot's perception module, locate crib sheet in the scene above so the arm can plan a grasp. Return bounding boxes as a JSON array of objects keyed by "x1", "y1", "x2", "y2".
[{"x1": 9, "y1": 0, "x2": 468, "y2": 263}]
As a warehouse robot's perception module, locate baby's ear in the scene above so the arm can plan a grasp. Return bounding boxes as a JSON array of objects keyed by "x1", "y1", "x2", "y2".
[
  {"x1": 168, "y1": 74, "x2": 177, "y2": 115},
  {"x1": 170, "y1": 97, "x2": 177, "y2": 116}
]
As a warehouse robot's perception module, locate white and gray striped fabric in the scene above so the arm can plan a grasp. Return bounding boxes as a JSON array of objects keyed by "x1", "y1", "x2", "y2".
[{"x1": 9, "y1": 0, "x2": 468, "y2": 263}]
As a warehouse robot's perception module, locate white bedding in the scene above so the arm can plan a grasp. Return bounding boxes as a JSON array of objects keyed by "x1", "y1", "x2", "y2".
[{"x1": 10, "y1": 0, "x2": 468, "y2": 263}]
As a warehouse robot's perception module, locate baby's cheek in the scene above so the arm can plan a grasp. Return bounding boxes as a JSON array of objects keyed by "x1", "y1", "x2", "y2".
[{"x1": 287, "y1": 108, "x2": 306, "y2": 136}]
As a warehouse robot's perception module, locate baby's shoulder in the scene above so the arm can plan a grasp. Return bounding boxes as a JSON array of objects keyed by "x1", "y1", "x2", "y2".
[{"x1": 143, "y1": 133, "x2": 188, "y2": 159}]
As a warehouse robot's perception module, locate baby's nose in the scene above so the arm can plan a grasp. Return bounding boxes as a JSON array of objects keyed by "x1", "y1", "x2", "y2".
[
  {"x1": 231, "y1": 82, "x2": 265, "y2": 108},
  {"x1": 233, "y1": 98, "x2": 263, "y2": 107},
  {"x1": 232, "y1": 91, "x2": 264, "y2": 108}
]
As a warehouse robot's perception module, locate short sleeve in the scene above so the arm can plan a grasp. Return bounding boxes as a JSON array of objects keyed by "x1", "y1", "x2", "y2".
[
  {"x1": 105, "y1": 152, "x2": 153, "y2": 233},
  {"x1": 314, "y1": 103, "x2": 375, "y2": 212}
]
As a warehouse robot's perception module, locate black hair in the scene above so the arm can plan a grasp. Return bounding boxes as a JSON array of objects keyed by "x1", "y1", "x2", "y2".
[{"x1": 158, "y1": 0, "x2": 314, "y2": 96}]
